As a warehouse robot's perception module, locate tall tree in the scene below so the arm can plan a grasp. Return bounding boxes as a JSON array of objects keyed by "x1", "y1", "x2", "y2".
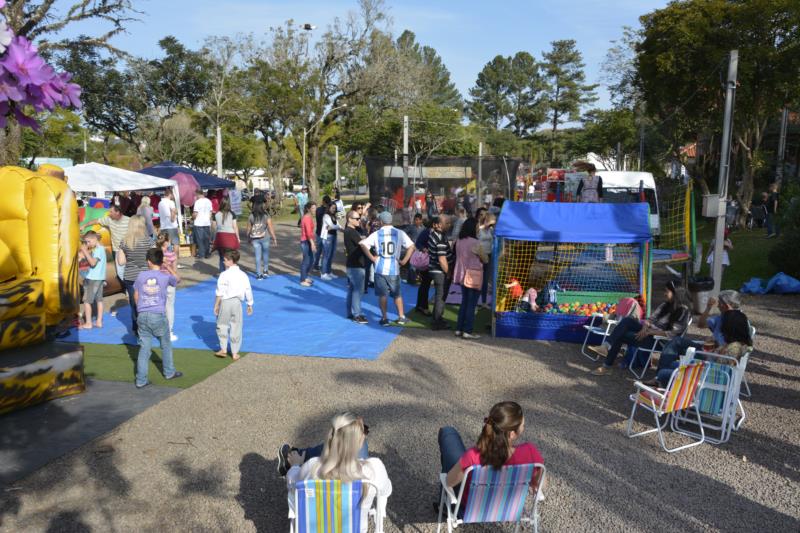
[
  {"x1": 505, "y1": 51, "x2": 548, "y2": 137},
  {"x1": 637, "y1": 0, "x2": 800, "y2": 223},
  {"x1": 396, "y1": 30, "x2": 461, "y2": 109},
  {"x1": 542, "y1": 39, "x2": 597, "y2": 163},
  {"x1": 466, "y1": 55, "x2": 510, "y2": 129}
]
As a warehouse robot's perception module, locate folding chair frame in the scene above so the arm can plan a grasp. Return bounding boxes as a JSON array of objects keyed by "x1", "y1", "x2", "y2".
[
  {"x1": 289, "y1": 479, "x2": 383, "y2": 533},
  {"x1": 740, "y1": 325, "x2": 757, "y2": 398},
  {"x1": 672, "y1": 350, "x2": 750, "y2": 445},
  {"x1": 628, "y1": 317, "x2": 693, "y2": 380},
  {"x1": 581, "y1": 313, "x2": 617, "y2": 361},
  {"x1": 437, "y1": 464, "x2": 546, "y2": 533},
  {"x1": 626, "y1": 363, "x2": 709, "y2": 453}
]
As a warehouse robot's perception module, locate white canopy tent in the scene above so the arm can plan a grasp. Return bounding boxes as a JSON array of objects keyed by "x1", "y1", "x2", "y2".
[{"x1": 64, "y1": 162, "x2": 185, "y2": 235}]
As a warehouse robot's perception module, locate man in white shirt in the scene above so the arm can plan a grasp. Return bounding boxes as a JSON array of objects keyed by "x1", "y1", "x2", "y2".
[
  {"x1": 158, "y1": 188, "x2": 180, "y2": 249},
  {"x1": 192, "y1": 188, "x2": 213, "y2": 259},
  {"x1": 360, "y1": 211, "x2": 415, "y2": 327}
]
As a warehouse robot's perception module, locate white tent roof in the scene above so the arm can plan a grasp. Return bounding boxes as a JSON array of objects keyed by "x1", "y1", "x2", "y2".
[{"x1": 64, "y1": 162, "x2": 177, "y2": 197}]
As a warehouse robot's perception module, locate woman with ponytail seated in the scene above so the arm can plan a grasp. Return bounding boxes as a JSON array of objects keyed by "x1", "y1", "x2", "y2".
[
  {"x1": 438, "y1": 401, "x2": 544, "y2": 505},
  {"x1": 280, "y1": 413, "x2": 392, "y2": 532}
]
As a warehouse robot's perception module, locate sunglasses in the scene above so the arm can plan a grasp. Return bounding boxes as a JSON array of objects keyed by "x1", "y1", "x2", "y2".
[{"x1": 350, "y1": 216, "x2": 361, "y2": 220}]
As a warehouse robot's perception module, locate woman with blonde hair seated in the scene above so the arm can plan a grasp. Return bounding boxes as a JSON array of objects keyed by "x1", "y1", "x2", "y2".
[{"x1": 282, "y1": 413, "x2": 392, "y2": 532}]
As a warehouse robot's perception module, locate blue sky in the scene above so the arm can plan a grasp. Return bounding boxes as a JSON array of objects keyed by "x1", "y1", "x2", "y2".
[{"x1": 57, "y1": 0, "x2": 670, "y2": 109}]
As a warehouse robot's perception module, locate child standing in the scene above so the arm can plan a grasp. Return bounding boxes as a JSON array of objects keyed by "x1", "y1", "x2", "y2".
[
  {"x1": 214, "y1": 249, "x2": 253, "y2": 361},
  {"x1": 79, "y1": 231, "x2": 107, "y2": 329},
  {"x1": 133, "y1": 248, "x2": 182, "y2": 389},
  {"x1": 157, "y1": 231, "x2": 180, "y2": 342}
]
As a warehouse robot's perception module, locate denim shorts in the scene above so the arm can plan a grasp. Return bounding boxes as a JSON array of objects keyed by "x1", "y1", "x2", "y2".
[
  {"x1": 82, "y1": 279, "x2": 104, "y2": 304},
  {"x1": 374, "y1": 274, "x2": 400, "y2": 298}
]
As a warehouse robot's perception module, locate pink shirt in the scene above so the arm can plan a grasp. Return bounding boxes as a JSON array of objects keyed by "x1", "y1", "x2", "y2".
[
  {"x1": 300, "y1": 214, "x2": 315, "y2": 242},
  {"x1": 459, "y1": 443, "x2": 544, "y2": 505},
  {"x1": 160, "y1": 248, "x2": 177, "y2": 274},
  {"x1": 453, "y1": 237, "x2": 484, "y2": 286}
]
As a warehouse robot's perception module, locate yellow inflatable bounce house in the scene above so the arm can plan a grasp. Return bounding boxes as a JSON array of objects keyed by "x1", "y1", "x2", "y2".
[{"x1": 0, "y1": 165, "x2": 85, "y2": 414}]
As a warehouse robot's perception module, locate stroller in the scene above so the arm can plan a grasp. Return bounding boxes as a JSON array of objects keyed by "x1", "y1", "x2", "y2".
[{"x1": 748, "y1": 203, "x2": 767, "y2": 230}]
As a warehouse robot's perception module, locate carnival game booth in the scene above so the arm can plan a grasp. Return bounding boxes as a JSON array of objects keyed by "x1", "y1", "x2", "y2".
[{"x1": 492, "y1": 202, "x2": 652, "y2": 343}]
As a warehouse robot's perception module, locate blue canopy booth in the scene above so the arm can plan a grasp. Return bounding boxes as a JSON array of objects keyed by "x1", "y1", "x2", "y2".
[
  {"x1": 138, "y1": 161, "x2": 235, "y2": 189},
  {"x1": 492, "y1": 202, "x2": 652, "y2": 343}
]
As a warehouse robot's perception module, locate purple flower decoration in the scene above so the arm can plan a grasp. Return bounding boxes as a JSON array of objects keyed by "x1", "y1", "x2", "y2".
[
  {"x1": 0, "y1": 70, "x2": 24, "y2": 103},
  {"x1": 1, "y1": 37, "x2": 51, "y2": 86}
]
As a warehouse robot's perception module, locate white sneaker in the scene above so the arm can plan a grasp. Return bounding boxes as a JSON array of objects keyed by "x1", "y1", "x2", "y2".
[
  {"x1": 462, "y1": 332, "x2": 481, "y2": 340},
  {"x1": 111, "y1": 310, "x2": 117, "y2": 317},
  {"x1": 321, "y1": 273, "x2": 333, "y2": 281},
  {"x1": 454, "y1": 331, "x2": 463, "y2": 337},
  {"x1": 170, "y1": 333, "x2": 178, "y2": 342}
]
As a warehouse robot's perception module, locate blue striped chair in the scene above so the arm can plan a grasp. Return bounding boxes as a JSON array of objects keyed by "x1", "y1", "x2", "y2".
[
  {"x1": 437, "y1": 463, "x2": 546, "y2": 533},
  {"x1": 289, "y1": 479, "x2": 383, "y2": 533}
]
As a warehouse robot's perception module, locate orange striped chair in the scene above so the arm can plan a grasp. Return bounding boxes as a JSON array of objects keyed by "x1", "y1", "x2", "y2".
[{"x1": 626, "y1": 361, "x2": 709, "y2": 452}]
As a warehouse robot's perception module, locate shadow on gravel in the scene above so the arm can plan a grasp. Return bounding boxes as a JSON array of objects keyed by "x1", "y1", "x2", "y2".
[
  {"x1": 237, "y1": 453, "x2": 288, "y2": 532},
  {"x1": 167, "y1": 457, "x2": 227, "y2": 496},
  {"x1": 45, "y1": 510, "x2": 91, "y2": 533}
]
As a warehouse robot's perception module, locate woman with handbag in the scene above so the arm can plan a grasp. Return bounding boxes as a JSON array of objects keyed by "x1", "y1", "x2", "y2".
[{"x1": 453, "y1": 217, "x2": 488, "y2": 339}]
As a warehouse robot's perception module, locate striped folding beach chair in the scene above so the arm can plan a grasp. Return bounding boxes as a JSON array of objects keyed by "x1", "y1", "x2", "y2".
[
  {"x1": 290, "y1": 479, "x2": 383, "y2": 533},
  {"x1": 437, "y1": 463, "x2": 545, "y2": 533},
  {"x1": 672, "y1": 350, "x2": 751, "y2": 444},
  {"x1": 626, "y1": 361, "x2": 709, "y2": 452}
]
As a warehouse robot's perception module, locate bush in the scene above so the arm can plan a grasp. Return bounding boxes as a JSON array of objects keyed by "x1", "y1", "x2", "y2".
[{"x1": 768, "y1": 183, "x2": 800, "y2": 278}]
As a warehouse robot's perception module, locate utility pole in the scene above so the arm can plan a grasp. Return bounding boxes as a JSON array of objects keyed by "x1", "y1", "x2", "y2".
[
  {"x1": 83, "y1": 130, "x2": 88, "y2": 164},
  {"x1": 402, "y1": 115, "x2": 409, "y2": 205},
  {"x1": 776, "y1": 104, "x2": 789, "y2": 186},
  {"x1": 478, "y1": 141, "x2": 483, "y2": 206},
  {"x1": 216, "y1": 125, "x2": 223, "y2": 178},
  {"x1": 638, "y1": 123, "x2": 645, "y2": 171},
  {"x1": 302, "y1": 127, "x2": 307, "y2": 189},
  {"x1": 616, "y1": 142, "x2": 623, "y2": 171},
  {"x1": 712, "y1": 50, "x2": 738, "y2": 296}
]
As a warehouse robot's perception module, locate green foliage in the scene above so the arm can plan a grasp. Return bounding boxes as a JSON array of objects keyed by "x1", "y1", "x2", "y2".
[
  {"x1": 769, "y1": 183, "x2": 800, "y2": 278},
  {"x1": 21, "y1": 108, "x2": 85, "y2": 163},
  {"x1": 569, "y1": 108, "x2": 637, "y2": 168}
]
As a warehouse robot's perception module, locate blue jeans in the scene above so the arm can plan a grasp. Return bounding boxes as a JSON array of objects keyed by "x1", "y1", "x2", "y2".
[
  {"x1": 193, "y1": 225, "x2": 211, "y2": 258},
  {"x1": 299, "y1": 441, "x2": 369, "y2": 462},
  {"x1": 438, "y1": 426, "x2": 467, "y2": 473},
  {"x1": 346, "y1": 267, "x2": 366, "y2": 318},
  {"x1": 765, "y1": 212, "x2": 776, "y2": 236},
  {"x1": 322, "y1": 234, "x2": 336, "y2": 275},
  {"x1": 656, "y1": 337, "x2": 703, "y2": 386},
  {"x1": 123, "y1": 279, "x2": 138, "y2": 335},
  {"x1": 300, "y1": 241, "x2": 313, "y2": 282},
  {"x1": 313, "y1": 235, "x2": 324, "y2": 270},
  {"x1": 456, "y1": 286, "x2": 480, "y2": 333},
  {"x1": 603, "y1": 316, "x2": 650, "y2": 367},
  {"x1": 252, "y1": 237, "x2": 271, "y2": 276},
  {"x1": 136, "y1": 312, "x2": 176, "y2": 386}
]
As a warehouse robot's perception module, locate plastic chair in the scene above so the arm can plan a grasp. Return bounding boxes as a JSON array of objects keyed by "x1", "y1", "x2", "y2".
[
  {"x1": 437, "y1": 463, "x2": 545, "y2": 533},
  {"x1": 672, "y1": 350, "x2": 750, "y2": 444},
  {"x1": 626, "y1": 361, "x2": 709, "y2": 452},
  {"x1": 289, "y1": 479, "x2": 383, "y2": 533},
  {"x1": 581, "y1": 313, "x2": 617, "y2": 361}
]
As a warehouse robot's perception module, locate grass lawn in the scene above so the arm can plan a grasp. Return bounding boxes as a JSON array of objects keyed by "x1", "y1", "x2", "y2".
[
  {"x1": 83, "y1": 343, "x2": 238, "y2": 389},
  {"x1": 694, "y1": 221, "x2": 778, "y2": 290},
  {"x1": 406, "y1": 303, "x2": 493, "y2": 332}
]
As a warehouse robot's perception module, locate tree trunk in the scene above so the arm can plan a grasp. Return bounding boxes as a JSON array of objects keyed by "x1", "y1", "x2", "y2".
[
  {"x1": 309, "y1": 144, "x2": 321, "y2": 202},
  {"x1": 0, "y1": 122, "x2": 22, "y2": 167}
]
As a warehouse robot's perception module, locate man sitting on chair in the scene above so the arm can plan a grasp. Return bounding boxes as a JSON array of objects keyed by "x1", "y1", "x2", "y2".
[{"x1": 645, "y1": 290, "x2": 752, "y2": 387}]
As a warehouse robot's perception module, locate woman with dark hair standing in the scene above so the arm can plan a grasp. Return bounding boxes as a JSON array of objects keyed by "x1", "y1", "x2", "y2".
[
  {"x1": 453, "y1": 217, "x2": 488, "y2": 339},
  {"x1": 439, "y1": 401, "x2": 544, "y2": 505},
  {"x1": 299, "y1": 202, "x2": 317, "y2": 287},
  {"x1": 590, "y1": 280, "x2": 691, "y2": 376},
  {"x1": 246, "y1": 200, "x2": 277, "y2": 279},
  {"x1": 425, "y1": 191, "x2": 440, "y2": 220},
  {"x1": 212, "y1": 198, "x2": 240, "y2": 273}
]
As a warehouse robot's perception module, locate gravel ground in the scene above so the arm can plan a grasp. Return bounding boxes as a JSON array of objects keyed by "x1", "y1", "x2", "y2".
[{"x1": 2, "y1": 222, "x2": 798, "y2": 532}]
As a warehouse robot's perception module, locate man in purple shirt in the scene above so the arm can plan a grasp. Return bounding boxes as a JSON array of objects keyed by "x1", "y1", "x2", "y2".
[{"x1": 133, "y1": 248, "x2": 182, "y2": 388}]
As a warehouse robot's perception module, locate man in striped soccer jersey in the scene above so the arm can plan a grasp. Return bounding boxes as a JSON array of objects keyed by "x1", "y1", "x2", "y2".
[{"x1": 360, "y1": 211, "x2": 415, "y2": 326}]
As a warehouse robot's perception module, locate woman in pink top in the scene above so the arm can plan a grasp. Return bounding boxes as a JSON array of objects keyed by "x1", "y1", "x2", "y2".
[
  {"x1": 299, "y1": 202, "x2": 317, "y2": 287},
  {"x1": 453, "y1": 217, "x2": 488, "y2": 339},
  {"x1": 439, "y1": 401, "x2": 544, "y2": 509}
]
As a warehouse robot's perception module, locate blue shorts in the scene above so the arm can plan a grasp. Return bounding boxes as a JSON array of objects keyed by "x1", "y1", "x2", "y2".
[{"x1": 374, "y1": 274, "x2": 400, "y2": 298}]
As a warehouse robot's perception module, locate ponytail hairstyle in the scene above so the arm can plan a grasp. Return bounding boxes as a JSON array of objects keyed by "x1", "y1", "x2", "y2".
[
  {"x1": 155, "y1": 230, "x2": 170, "y2": 250},
  {"x1": 476, "y1": 401, "x2": 524, "y2": 469},
  {"x1": 312, "y1": 412, "x2": 367, "y2": 483}
]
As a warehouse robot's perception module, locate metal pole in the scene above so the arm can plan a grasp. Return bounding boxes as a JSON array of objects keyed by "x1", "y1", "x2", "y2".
[
  {"x1": 302, "y1": 127, "x2": 307, "y2": 189},
  {"x1": 478, "y1": 141, "x2": 483, "y2": 207},
  {"x1": 402, "y1": 115, "x2": 409, "y2": 205},
  {"x1": 712, "y1": 50, "x2": 738, "y2": 296},
  {"x1": 776, "y1": 105, "x2": 789, "y2": 185},
  {"x1": 616, "y1": 141, "x2": 623, "y2": 171},
  {"x1": 83, "y1": 131, "x2": 88, "y2": 164},
  {"x1": 335, "y1": 145, "x2": 339, "y2": 187}
]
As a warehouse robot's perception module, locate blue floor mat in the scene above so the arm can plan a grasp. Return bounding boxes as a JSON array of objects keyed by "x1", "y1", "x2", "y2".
[{"x1": 61, "y1": 274, "x2": 421, "y2": 360}]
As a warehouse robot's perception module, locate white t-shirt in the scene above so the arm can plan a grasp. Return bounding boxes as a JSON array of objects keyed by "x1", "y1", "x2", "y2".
[
  {"x1": 159, "y1": 197, "x2": 177, "y2": 229},
  {"x1": 193, "y1": 197, "x2": 212, "y2": 227},
  {"x1": 360, "y1": 226, "x2": 414, "y2": 276},
  {"x1": 286, "y1": 457, "x2": 392, "y2": 533}
]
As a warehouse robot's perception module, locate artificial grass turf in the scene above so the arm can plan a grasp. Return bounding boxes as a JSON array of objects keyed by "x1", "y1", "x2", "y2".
[
  {"x1": 82, "y1": 342, "x2": 238, "y2": 389},
  {"x1": 405, "y1": 304, "x2": 493, "y2": 332}
]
